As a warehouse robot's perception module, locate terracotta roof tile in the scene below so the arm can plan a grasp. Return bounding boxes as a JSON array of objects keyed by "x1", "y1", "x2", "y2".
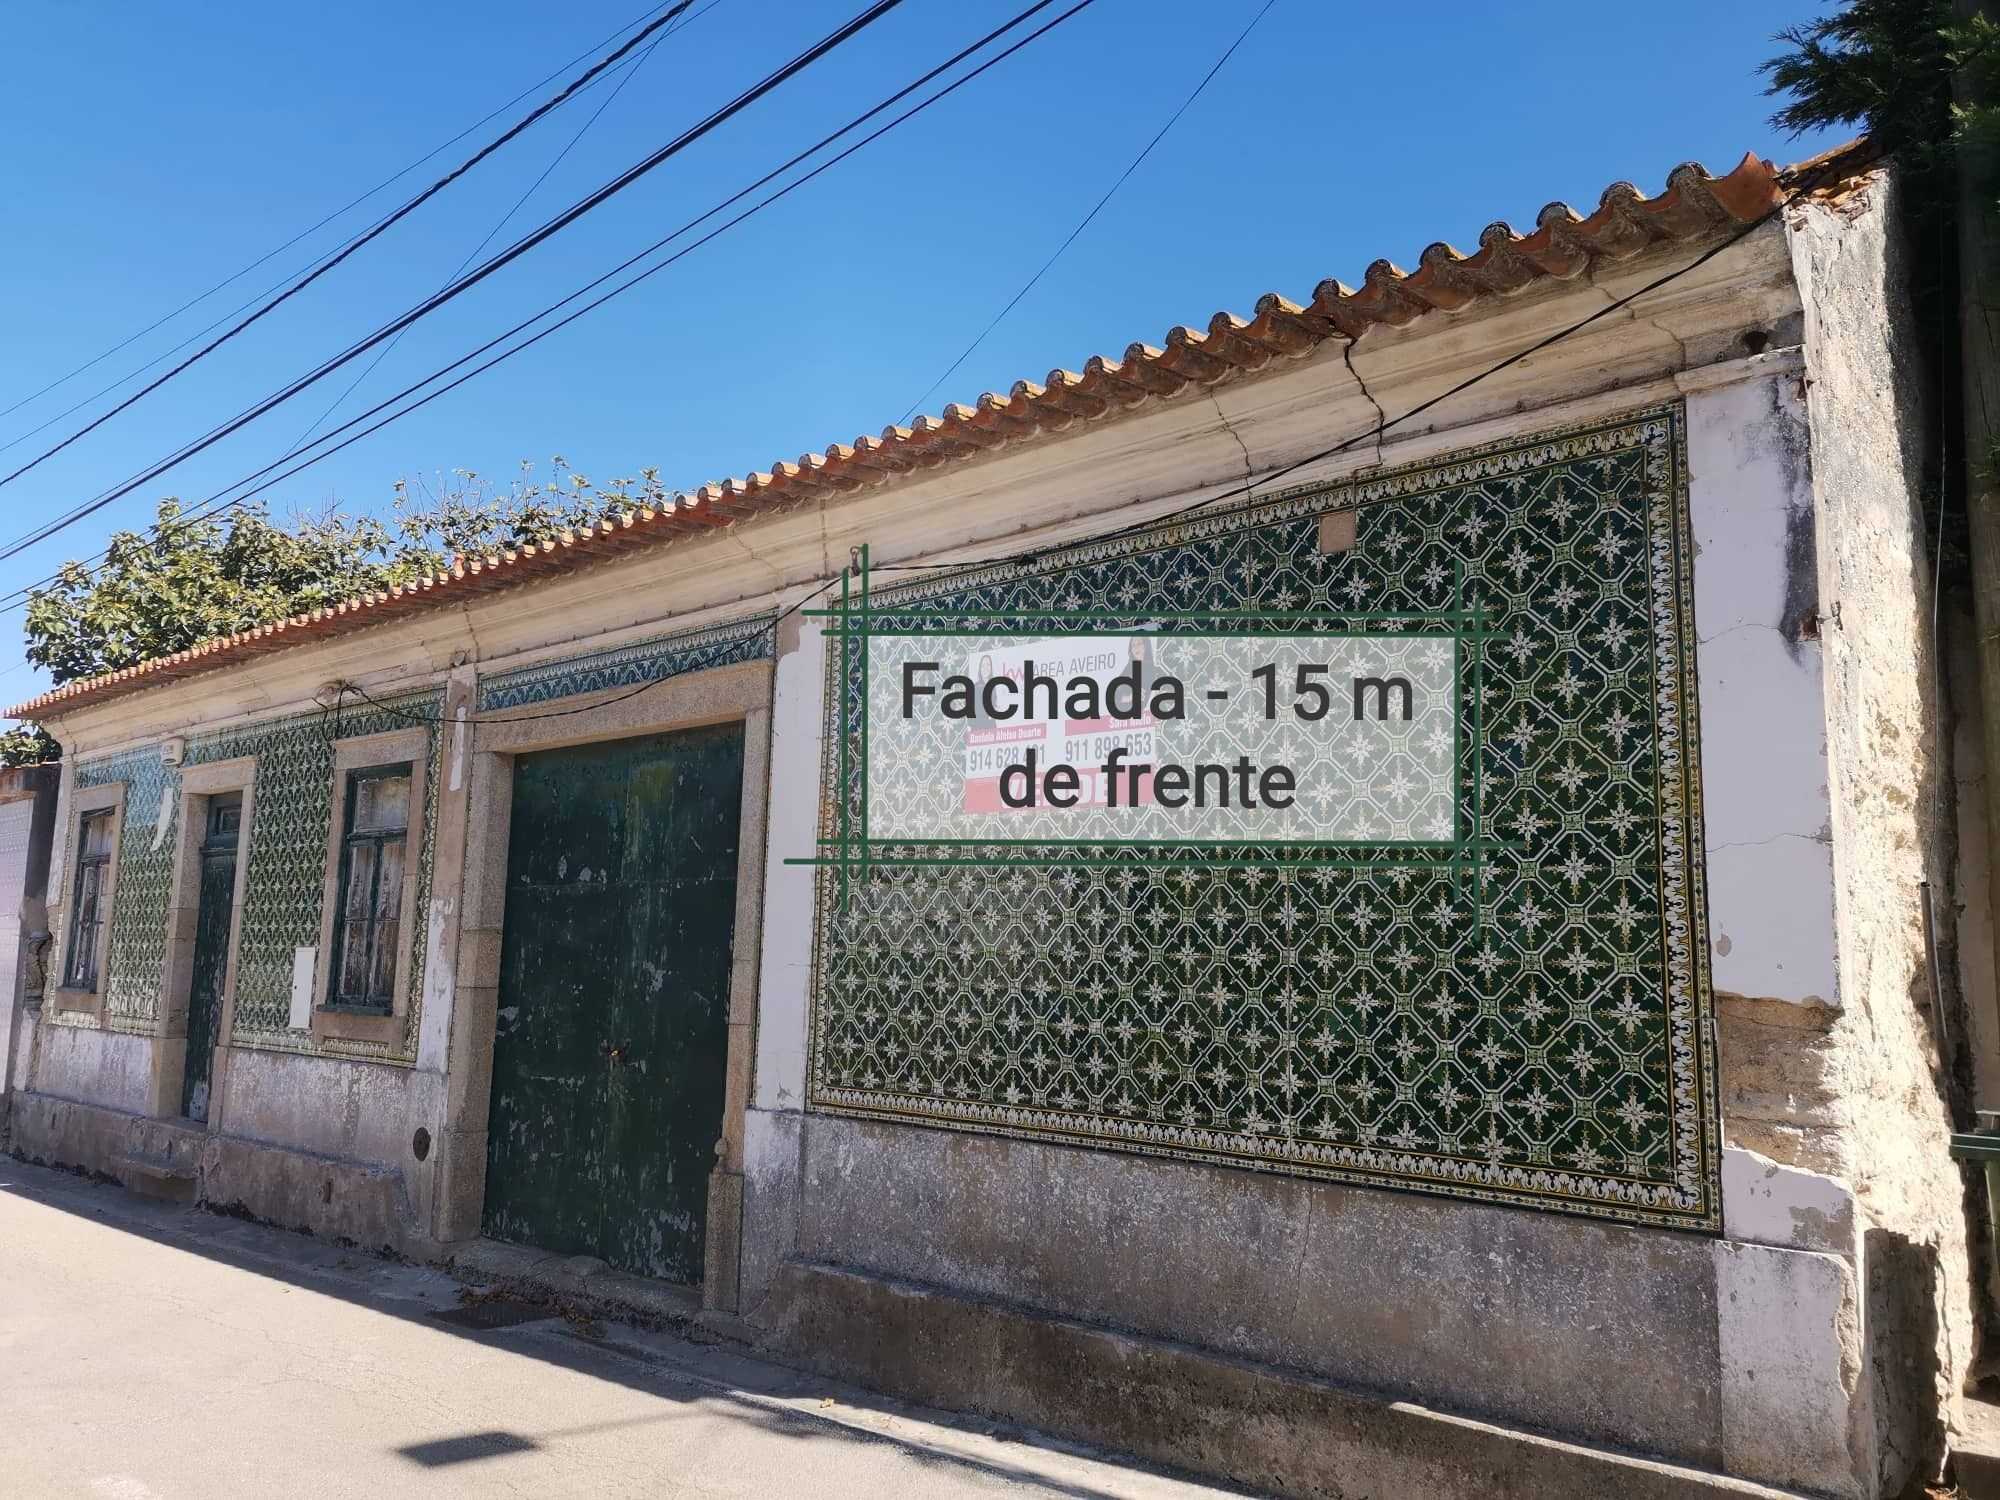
[{"x1": 10, "y1": 147, "x2": 1815, "y2": 721}]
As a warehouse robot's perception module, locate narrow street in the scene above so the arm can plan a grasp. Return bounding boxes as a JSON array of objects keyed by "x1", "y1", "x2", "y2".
[{"x1": 0, "y1": 1158, "x2": 1229, "y2": 1500}]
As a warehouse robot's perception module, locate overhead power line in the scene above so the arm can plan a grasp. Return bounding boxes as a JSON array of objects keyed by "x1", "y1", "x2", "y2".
[
  {"x1": 0, "y1": 0, "x2": 684, "y2": 434},
  {"x1": 188, "y1": 0, "x2": 1104, "y2": 511},
  {"x1": 323, "y1": 206, "x2": 1802, "y2": 732},
  {"x1": 0, "y1": 2, "x2": 726, "y2": 468},
  {"x1": 0, "y1": 0, "x2": 1096, "y2": 617},
  {"x1": 0, "y1": 0, "x2": 703, "y2": 502},
  {"x1": 0, "y1": 0, "x2": 910, "y2": 561},
  {"x1": 0, "y1": 171, "x2": 1807, "y2": 764},
  {"x1": 901, "y1": 0, "x2": 1278, "y2": 424},
  {"x1": 288, "y1": 11, "x2": 689, "y2": 450},
  {"x1": 868, "y1": 204, "x2": 1801, "y2": 596}
]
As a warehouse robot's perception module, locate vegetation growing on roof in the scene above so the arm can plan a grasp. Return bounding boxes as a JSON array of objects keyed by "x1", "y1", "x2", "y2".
[
  {"x1": 1766, "y1": 0, "x2": 1963, "y2": 157},
  {"x1": 1763, "y1": 0, "x2": 1995, "y2": 575},
  {"x1": 0, "y1": 463, "x2": 672, "y2": 765}
]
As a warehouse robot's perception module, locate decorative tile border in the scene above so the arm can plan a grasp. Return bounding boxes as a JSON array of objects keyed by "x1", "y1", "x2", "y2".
[{"x1": 477, "y1": 615, "x2": 774, "y2": 712}]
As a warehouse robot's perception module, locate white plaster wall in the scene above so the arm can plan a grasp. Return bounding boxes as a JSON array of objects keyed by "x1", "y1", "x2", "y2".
[
  {"x1": 1681, "y1": 363, "x2": 1874, "y2": 1497},
  {"x1": 751, "y1": 615, "x2": 825, "y2": 1114},
  {"x1": 218, "y1": 1045, "x2": 417, "y2": 1168},
  {"x1": 417, "y1": 670, "x2": 477, "y2": 1075},
  {"x1": 32, "y1": 1024, "x2": 152, "y2": 1116},
  {"x1": 1684, "y1": 366, "x2": 1836, "y2": 1007},
  {"x1": 0, "y1": 797, "x2": 35, "y2": 1100},
  {"x1": 739, "y1": 611, "x2": 826, "y2": 1306},
  {"x1": 1723, "y1": 1143, "x2": 1859, "y2": 1257}
]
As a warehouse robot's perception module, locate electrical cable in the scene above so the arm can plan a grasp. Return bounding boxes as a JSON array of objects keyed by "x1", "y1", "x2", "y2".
[
  {"x1": 899, "y1": 0, "x2": 1278, "y2": 424},
  {"x1": 0, "y1": 4, "x2": 723, "y2": 465},
  {"x1": 0, "y1": 0, "x2": 910, "y2": 559},
  {"x1": 288, "y1": 11, "x2": 689, "y2": 451},
  {"x1": 0, "y1": 0, "x2": 680, "y2": 430},
  {"x1": 0, "y1": 1, "x2": 704, "y2": 505},
  {"x1": 171, "y1": 0, "x2": 1096, "y2": 543},
  {"x1": 0, "y1": 0, "x2": 1088, "y2": 612}
]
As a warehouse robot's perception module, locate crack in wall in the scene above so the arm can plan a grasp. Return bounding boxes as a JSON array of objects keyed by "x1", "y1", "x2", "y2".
[
  {"x1": 1207, "y1": 391, "x2": 1253, "y2": 493},
  {"x1": 456, "y1": 601, "x2": 485, "y2": 666},
  {"x1": 724, "y1": 518, "x2": 792, "y2": 590},
  {"x1": 1341, "y1": 337, "x2": 1387, "y2": 470},
  {"x1": 1710, "y1": 830, "x2": 1833, "y2": 853},
  {"x1": 1284, "y1": 1192, "x2": 1316, "y2": 1329},
  {"x1": 1644, "y1": 311, "x2": 1691, "y2": 370},
  {"x1": 1698, "y1": 620, "x2": 1803, "y2": 649}
]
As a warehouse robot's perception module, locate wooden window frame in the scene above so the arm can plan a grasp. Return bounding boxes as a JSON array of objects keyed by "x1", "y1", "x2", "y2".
[
  {"x1": 329, "y1": 764, "x2": 412, "y2": 1011},
  {"x1": 52, "y1": 779, "x2": 125, "y2": 1018},
  {"x1": 64, "y1": 812, "x2": 115, "y2": 989},
  {"x1": 311, "y1": 729, "x2": 428, "y2": 1048}
]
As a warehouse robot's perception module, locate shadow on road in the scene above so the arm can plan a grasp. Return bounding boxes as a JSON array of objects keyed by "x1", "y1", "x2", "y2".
[{"x1": 0, "y1": 1157, "x2": 1231, "y2": 1498}]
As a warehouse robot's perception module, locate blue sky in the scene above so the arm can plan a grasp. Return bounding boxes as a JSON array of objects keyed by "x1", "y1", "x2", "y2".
[{"x1": 0, "y1": 0, "x2": 1842, "y2": 714}]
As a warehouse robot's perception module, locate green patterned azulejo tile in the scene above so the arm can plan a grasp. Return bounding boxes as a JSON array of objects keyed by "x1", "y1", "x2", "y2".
[
  {"x1": 73, "y1": 747, "x2": 177, "y2": 1035},
  {"x1": 74, "y1": 691, "x2": 443, "y2": 1062},
  {"x1": 190, "y1": 692, "x2": 442, "y2": 1060},
  {"x1": 478, "y1": 615, "x2": 774, "y2": 712},
  {"x1": 806, "y1": 404, "x2": 1720, "y2": 1230}
]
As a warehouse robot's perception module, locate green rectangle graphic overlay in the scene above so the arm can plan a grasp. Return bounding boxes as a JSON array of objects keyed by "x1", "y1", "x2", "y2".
[{"x1": 806, "y1": 404, "x2": 1719, "y2": 1230}]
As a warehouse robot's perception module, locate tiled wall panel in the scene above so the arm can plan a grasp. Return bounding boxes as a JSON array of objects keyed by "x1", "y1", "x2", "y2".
[{"x1": 807, "y1": 405, "x2": 1721, "y2": 1230}]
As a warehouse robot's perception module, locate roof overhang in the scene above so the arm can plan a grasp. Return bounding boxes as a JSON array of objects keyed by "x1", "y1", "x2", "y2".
[{"x1": 13, "y1": 144, "x2": 1869, "y2": 723}]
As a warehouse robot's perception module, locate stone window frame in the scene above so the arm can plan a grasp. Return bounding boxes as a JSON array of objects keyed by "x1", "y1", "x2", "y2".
[
  {"x1": 51, "y1": 779, "x2": 126, "y2": 1019},
  {"x1": 156, "y1": 757, "x2": 258, "y2": 1121},
  {"x1": 435, "y1": 657, "x2": 773, "y2": 1313},
  {"x1": 310, "y1": 728, "x2": 429, "y2": 1049}
]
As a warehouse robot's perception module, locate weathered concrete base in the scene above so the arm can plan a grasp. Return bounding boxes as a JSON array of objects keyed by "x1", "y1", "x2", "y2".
[
  {"x1": 449, "y1": 1236, "x2": 704, "y2": 1332},
  {"x1": 750, "y1": 1259, "x2": 1808, "y2": 1500},
  {"x1": 8, "y1": 1090, "x2": 417, "y2": 1254},
  {"x1": 772, "y1": 1113, "x2": 1732, "y2": 1459}
]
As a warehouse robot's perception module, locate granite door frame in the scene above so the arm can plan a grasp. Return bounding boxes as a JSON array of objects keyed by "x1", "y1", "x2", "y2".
[{"x1": 437, "y1": 658, "x2": 774, "y2": 1312}]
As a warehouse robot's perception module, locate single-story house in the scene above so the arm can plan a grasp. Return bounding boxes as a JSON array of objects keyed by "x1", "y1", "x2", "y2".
[{"x1": 1, "y1": 138, "x2": 1974, "y2": 1499}]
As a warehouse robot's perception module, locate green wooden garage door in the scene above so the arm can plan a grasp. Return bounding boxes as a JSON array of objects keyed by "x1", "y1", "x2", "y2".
[{"x1": 482, "y1": 723, "x2": 744, "y2": 1285}]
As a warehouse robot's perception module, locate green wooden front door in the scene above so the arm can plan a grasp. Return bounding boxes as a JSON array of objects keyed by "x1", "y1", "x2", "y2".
[
  {"x1": 482, "y1": 723, "x2": 744, "y2": 1285},
  {"x1": 183, "y1": 794, "x2": 240, "y2": 1122}
]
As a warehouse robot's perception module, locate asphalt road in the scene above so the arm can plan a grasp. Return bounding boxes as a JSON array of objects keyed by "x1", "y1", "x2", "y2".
[{"x1": 0, "y1": 1156, "x2": 1232, "y2": 1500}]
